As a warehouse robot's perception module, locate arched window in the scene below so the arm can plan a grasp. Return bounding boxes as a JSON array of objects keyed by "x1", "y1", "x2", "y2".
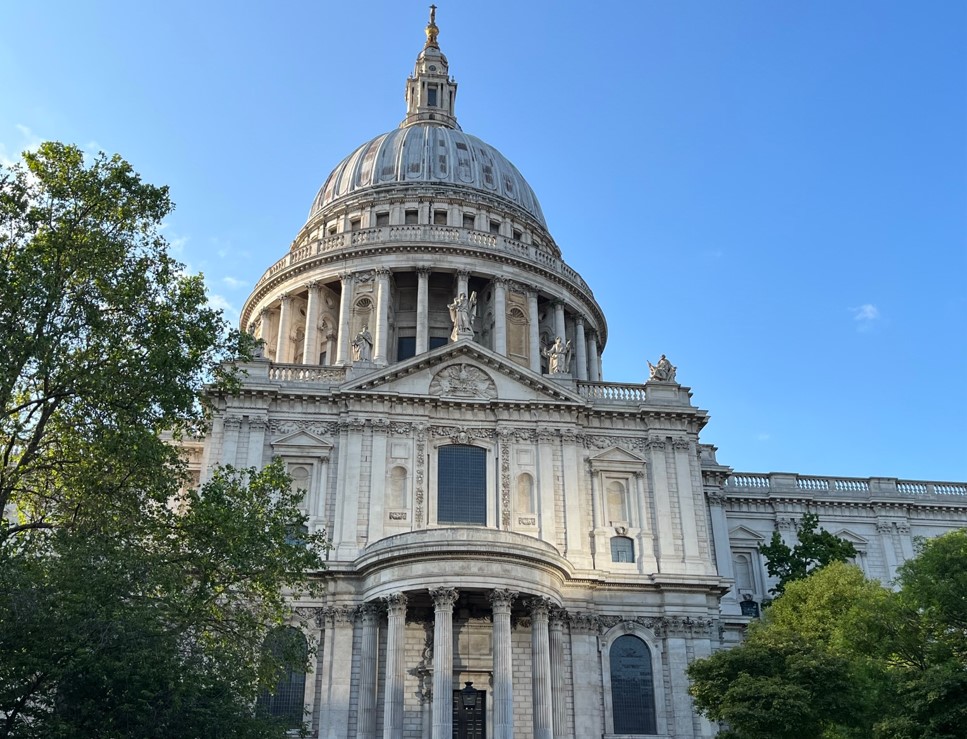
[
  {"x1": 610, "y1": 635, "x2": 657, "y2": 734},
  {"x1": 288, "y1": 465, "x2": 310, "y2": 496},
  {"x1": 256, "y1": 627, "x2": 308, "y2": 729},
  {"x1": 437, "y1": 444, "x2": 486, "y2": 525},
  {"x1": 733, "y1": 552, "x2": 754, "y2": 592},
  {"x1": 516, "y1": 473, "x2": 534, "y2": 514},
  {"x1": 611, "y1": 536, "x2": 635, "y2": 563}
]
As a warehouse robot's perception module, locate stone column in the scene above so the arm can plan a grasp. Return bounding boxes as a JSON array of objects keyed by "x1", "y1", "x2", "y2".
[
  {"x1": 325, "y1": 331, "x2": 337, "y2": 366},
  {"x1": 527, "y1": 290, "x2": 541, "y2": 373},
  {"x1": 587, "y1": 332, "x2": 600, "y2": 381},
  {"x1": 382, "y1": 593, "x2": 408, "y2": 739},
  {"x1": 325, "y1": 607, "x2": 356, "y2": 739},
  {"x1": 489, "y1": 589, "x2": 516, "y2": 739},
  {"x1": 302, "y1": 282, "x2": 321, "y2": 364},
  {"x1": 456, "y1": 269, "x2": 469, "y2": 298},
  {"x1": 707, "y1": 488, "x2": 740, "y2": 614},
  {"x1": 374, "y1": 269, "x2": 391, "y2": 365},
  {"x1": 356, "y1": 603, "x2": 381, "y2": 739},
  {"x1": 530, "y1": 598, "x2": 554, "y2": 739},
  {"x1": 568, "y1": 615, "x2": 602, "y2": 739},
  {"x1": 245, "y1": 416, "x2": 267, "y2": 468},
  {"x1": 416, "y1": 268, "x2": 430, "y2": 354},
  {"x1": 277, "y1": 293, "x2": 293, "y2": 363},
  {"x1": 549, "y1": 608, "x2": 568, "y2": 739},
  {"x1": 221, "y1": 414, "x2": 242, "y2": 467},
  {"x1": 552, "y1": 301, "x2": 566, "y2": 343},
  {"x1": 574, "y1": 316, "x2": 588, "y2": 381},
  {"x1": 493, "y1": 277, "x2": 507, "y2": 355},
  {"x1": 430, "y1": 587, "x2": 458, "y2": 739},
  {"x1": 336, "y1": 272, "x2": 354, "y2": 365}
]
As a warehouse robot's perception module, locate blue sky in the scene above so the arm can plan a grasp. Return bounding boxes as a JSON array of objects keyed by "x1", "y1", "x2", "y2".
[{"x1": 2, "y1": 1, "x2": 964, "y2": 481}]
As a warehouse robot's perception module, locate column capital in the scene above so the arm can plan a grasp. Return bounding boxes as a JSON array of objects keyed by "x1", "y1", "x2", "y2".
[
  {"x1": 456, "y1": 268, "x2": 471, "y2": 278},
  {"x1": 358, "y1": 602, "x2": 382, "y2": 623},
  {"x1": 429, "y1": 587, "x2": 459, "y2": 610},
  {"x1": 416, "y1": 266, "x2": 432, "y2": 277},
  {"x1": 489, "y1": 588, "x2": 517, "y2": 611},
  {"x1": 340, "y1": 271, "x2": 354, "y2": 284},
  {"x1": 527, "y1": 596, "x2": 553, "y2": 619},
  {"x1": 549, "y1": 605, "x2": 569, "y2": 627},
  {"x1": 493, "y1": 276, "x2": 507, "y2": 287},
  {"x1": 375, "y1": 267, "x2": 391, "y2": 278},
  {"x1": 574, "y1": 314, "x2": 586, "y2": 326},
  {"x1": 279, "y1": 292, "x2": 291, "y2": 303},
  {"x1": 382, "y1": 592, "x2": 408, "y2": 615},
  {"x1": 305, "y1": 279, "x2": 320, "y2": 291}
]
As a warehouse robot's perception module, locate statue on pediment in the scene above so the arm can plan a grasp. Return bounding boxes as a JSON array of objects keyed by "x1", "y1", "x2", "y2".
[
  {"x1": 351, "y1": 326, "x2": 373, "y2": 362},
  {"x1": 448, "y1": 291, "x2": 477, "y2": 341},
  {"x1": 543, "y1": 336, "x2": 572, "y2": 374}
]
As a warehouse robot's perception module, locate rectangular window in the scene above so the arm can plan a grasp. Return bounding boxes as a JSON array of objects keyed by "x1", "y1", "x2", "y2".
[
  {"x1": 512, "y1": 228, "x2": 522, "y2": 241},
  {"x1": 429, "y1": 336, "x2": 449, "y2": 350},
  {"x1": 463, "y1": 213, "x2": 475, "y2": 229},
  {"x1": 350, "y1": 218, "x2": 361, "y2": 232},
  {"x1": 437, "y1": 445, "x2": 486, "y2": 525},
  {"x1": 405, "y1": 209, "x2": 419, "y2": 225},
  {"x1": 427, "y1": 86, "x2": 438, "y2": 107},
  {"x1": 489, "y1": 220, "x2": 500, "y2": 235},
  {"x1": 434, "y1": 210, "x2": 448, "y2": 225},
  {"x1": 397, "y1": 336, "x2": 416, "y2": 360},
  {"x1": 376, "y1": 212, "x2": 389, "y2": 227}
]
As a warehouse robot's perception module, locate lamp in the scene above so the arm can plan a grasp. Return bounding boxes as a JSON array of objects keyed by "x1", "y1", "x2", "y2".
[{"x1": 460, "y1": 681, "x2": 477, "y2": 709}]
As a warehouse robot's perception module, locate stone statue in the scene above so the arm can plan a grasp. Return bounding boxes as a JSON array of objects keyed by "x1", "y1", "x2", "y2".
[
  {"x1": 351, "y1": 326, "x2": 373, "y2": 362},
  {"x1": 647, "y1": 354, "x2": 677, "y2": 382},
  {"x1": 543, "y1": 336, "x2": 572, "y2": 374},
  {"x1": 448, "y1": 291, "x2": 477, "y2": 341}
]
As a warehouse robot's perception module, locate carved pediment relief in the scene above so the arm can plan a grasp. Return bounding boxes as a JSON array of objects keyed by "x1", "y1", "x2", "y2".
[{"x1": 429, "y1": 363, "x2": 497, "y2": 399}]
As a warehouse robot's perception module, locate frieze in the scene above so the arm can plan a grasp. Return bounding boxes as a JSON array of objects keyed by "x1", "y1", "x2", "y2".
[
  {"x1": 672, "y1": 438, "x2": 691, "y2": 451},
  {"x1": 513, "y1": 428, "x2": 536, "y2": 442},
  {"x1": 371, "y1": 417, "x2": 390, "y2": 432},
  {"x1": 223, "y1": 415, "x2": 243, "y2": 430},
  {"x1": 430, "y1": 425, "x2": 497, "y2": 445},
  {"x1": 269, "y1": 419, "x2": 337, "y2": 437},
  {"x1": 536, "y1": 428, "x2": 558, "y2": 442},
  {"x1": 429, "y1": 364, "x2": 497, "y2": 399},
  {"x1": 390, "y1": 422, "x2": 413, "y2": 435},
  {"x1": 248, "y1": 416, "x2": 268, "y2": 431},
  {"x1": 500, "y1": 433, "x2": 512, "y2": 528},
  {"x1": 646, "y1": 438, "x2": 666, "y2": 451}
]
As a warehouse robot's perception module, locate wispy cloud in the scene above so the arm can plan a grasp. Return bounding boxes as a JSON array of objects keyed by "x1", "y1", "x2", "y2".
[
  {"x1": 0, "y1": 124, "x2": 44, "y2": 167},
  {"x1": 756, "y1": 433, "x2": 771, "y2": 442},
  {"x1": 222, "y1": 276, "x2": 246, "y2": 289},
  {"x1": 851, "y1": 303, "x2": 880, "y2": 332},
  {"x1": 208, "y1": 293, "x2": 238, "y2": 319}
]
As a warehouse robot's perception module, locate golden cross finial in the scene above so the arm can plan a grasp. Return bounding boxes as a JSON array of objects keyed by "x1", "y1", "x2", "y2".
[{"x1": 425, "y1": 4, "x2": 439, "y2": 49}]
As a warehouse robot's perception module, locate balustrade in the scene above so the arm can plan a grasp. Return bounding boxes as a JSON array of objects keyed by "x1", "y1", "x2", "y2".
[
  {"x1": 727, "y1": 472, "x2": 966, "y2": 498},
  {"x1": 267, "y1": 363, "x2": 347, "y2": 383},
  {"x1": 576, "y1": 381, "x2": 647, "y2": 402}
]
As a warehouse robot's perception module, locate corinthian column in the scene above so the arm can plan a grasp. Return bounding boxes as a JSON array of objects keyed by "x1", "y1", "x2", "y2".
[
  {"x1": 549, "y1": 608, "x2": 568, "y2": 738},
  {"x1": 430, "y1": 587, "x2": 458, "y2": 739},
  {"x1": 527, "y1": 290, "x2": 541, "y2": 373},
  {"x1": 336, "y1": 273, "x2": 354, "y2": 365},
  {"x1": 493, "y1": 277, "x2": 507, "y2": 355},
  {"x1": 552, "y1": 301, "x2": 566, "y2": 343},
  {"x1": 416, "y1": 268, "x2": 430, "y2": 354},
  {"x1": 587, "y1": 332, "x2": 600, "y2": 381},
  {"x1": 374, "y1": 269, "x2": 391, "y2": 365},
  {"x1": 303, "y1": 281, "x2": 321, "y2": 364},
  {"x1": 489, "y1": 589, "x2": 517, "y2": 739},
  {"x1": 574, "y1": 316, "x2": 588, "y2": 381},
  {"x1": 356, "y1": 603, "x2": 380, "y2": 739},
  {"x1": 530, "y1": 597, "x2": 554, "y2": 739},
  {"x1": 277, "y1": 293, "x2": 293, "y2": 363},
  {"x1": 382, "y1": 593, "x2": 408, "y2": 739}
]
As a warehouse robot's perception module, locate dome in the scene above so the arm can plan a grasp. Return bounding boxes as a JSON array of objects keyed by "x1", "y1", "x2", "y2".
[{"x1": 309, "y1": 124, "x2": 547, "y2": 227}]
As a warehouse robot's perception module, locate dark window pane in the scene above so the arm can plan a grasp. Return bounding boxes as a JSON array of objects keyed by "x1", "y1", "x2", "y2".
[
  {"x1": 429, "y1": 336, "x2": 448, "y2": 350},
  {"x1": 610, "y1": 635, "x2": 657, "y2": 734},
  {"x1": 398, "y1": 336, "x2": 416, "y2": 360},
  {"x1": 611, "y1": 536, "x2": 635, "y2": 563},
  {"x1": 438, "y1": 444, "x2": 486, "y2": 525},
  {"x1": 427, "y1": 87, "x2": 438, "y2": 106},
  {"x1": 256, "y1": 627, "x2": 307, "y2": 729}
]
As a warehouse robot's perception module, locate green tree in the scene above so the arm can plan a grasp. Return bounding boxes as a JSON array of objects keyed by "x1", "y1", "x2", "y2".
[
  {"x1": 689, "y1": 535, "x2": 967, "y2": 739},
  {"x1": 758, "y1": 513, "x2": 857, "y2": 595},
  {"x1": 0, "y1": 143, "x2": 326, "y2": 738}
]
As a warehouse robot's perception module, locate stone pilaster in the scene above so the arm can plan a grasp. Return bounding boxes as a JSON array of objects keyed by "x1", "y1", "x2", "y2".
[
  {"x1": 245, "y1": 416, "x2": 267, "y2": 468},
  {"x1": 430, "y1": 587, "x2": 458, "y2": 739},
  {"x1": 529, "y1": 597, "x2": 554, "y2": 739},
  {"x1": 382, "y1": 593, "x2": 408, "y2": 739},
  {"x1": 568, "y1": 614, "x2": 602, "y2": 739},
  {"x1": 221, "y1": 414, "x2": 242, "y2": 467},
  {"x1": 276, "y1": 293, "x2": 293, "y2": 363},
  {"x1": 356, "y1": 603, "x2": 381, "y2": 739},
  {"x1": 490, "y1": 589, "x2": 517, "y2": 739}
]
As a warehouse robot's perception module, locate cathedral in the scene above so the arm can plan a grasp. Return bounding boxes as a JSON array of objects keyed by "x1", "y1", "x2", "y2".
[{"x1": 188, "y1": 10, "x2": 967, "y2": 738}]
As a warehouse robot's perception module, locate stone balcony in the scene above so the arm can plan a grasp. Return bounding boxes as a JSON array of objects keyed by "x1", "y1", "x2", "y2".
[{"x1": 254, "y1": 224, "x2": 593, "y2": 296}]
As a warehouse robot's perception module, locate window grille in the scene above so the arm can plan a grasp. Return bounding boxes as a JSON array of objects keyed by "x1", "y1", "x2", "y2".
[
  {"x1": 437, "y1": 444, "x2": 486, "y2": 525},
  {"x1": 611, "y1": 536, "x2": 635, "y2": 563},
  {"x1": 610, "y1": 635, "x2": 657, "y2": 734},
  {"x1": 255, "y1": 627, "x2": 307, "y2": 729}
]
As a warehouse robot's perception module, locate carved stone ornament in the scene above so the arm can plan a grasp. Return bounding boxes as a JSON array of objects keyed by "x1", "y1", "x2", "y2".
[
  {"x1": 429, "y1": 587, "x2": 459, "y2": 610},
  {"x1": 672, "y1": 437, "x2": 691, "y2": 451},
  {"x1": 382, "y1": 592, "x2": 408, "y2": 616},
  {"x1": 388, "y1": 511, "x2": 408, "y2": 521},
  {"x1": 429, "y1": 363, "x2": 497, "y2": 399},
  {"x1": 647, "y1": 354, "x2": 677, "y2": 383},
  {"x1": 269, "y1": 419, "x2": 338, "y2": 437}
]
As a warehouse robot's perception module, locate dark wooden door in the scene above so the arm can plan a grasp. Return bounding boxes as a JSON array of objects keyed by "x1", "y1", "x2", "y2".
[{"x1": 452, "y1": 689, "x2": 486, "y2": 739}]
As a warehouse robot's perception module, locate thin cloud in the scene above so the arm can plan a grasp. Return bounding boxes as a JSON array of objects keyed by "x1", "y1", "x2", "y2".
[
  {"x1": 1, "y1": 124, "x2": 44, "y2": 167},
  {"x1": 222, "y1": 276, "x2": 246, "y2": 289},
  {"x1": 208, "y1": 293, "x2": 238, "y2": 319},
  {"x1": 851, "y1": 303, "x2": 880, "y2": 332}
]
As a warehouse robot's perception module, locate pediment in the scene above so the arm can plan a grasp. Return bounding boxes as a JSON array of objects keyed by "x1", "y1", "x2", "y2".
[
  {"x1": 729, "y1": 525, "x2": 767, "y2": 544},
  {"x1": 588, "y1": 447, "x2": 646, "y2": 465},
  {"x1": 340, "y1": 341, "x2": 585, "y2": 404},
  {"x1": 270, "y1": 429, "x2": 333, "y2": 457},
  {"x1": 832, "y1": 529, "x2": 868, "y2": 546}
]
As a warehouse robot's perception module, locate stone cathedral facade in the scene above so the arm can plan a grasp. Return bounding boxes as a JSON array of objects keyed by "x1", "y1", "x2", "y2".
[{"x1": 188, "y1": 11, "x2": 967, "y2": 739}]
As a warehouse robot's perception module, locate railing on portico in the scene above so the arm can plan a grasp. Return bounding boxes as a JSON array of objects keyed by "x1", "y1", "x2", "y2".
[
  {"x1": 576, "y1": 381, "x2": 647, "y2": 402},
  {"x1": 267, "y1": 363, "x2": 347, "y2": 383},
  {"x1": 726, "y1": 472, "x2": 967, "y2": 498},
  {"x1": 255, "y1": 224, "x2": 593, "y2": 294}
]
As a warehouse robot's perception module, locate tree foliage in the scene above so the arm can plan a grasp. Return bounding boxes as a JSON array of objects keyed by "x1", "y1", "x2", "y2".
[
  {"x1": 689, "y1": 533, "x2": 967, "y2": 739},
  {"x1": 758, "y1": 513, "x2": 857, "y2": 595},
  {"x1": 0, "y1": 143, "x2": 327, "y2": 738}
]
